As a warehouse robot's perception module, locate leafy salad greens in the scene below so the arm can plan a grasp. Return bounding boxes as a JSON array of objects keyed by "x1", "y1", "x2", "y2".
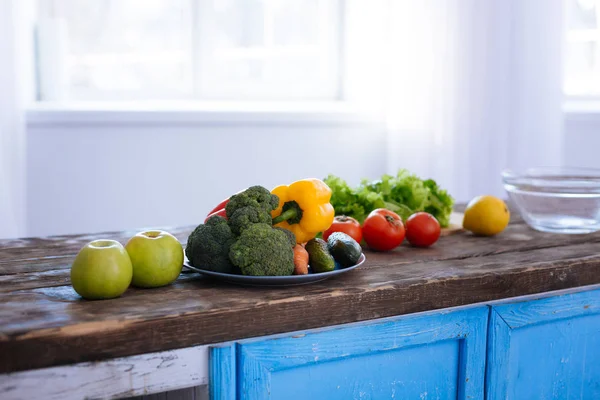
[{"x1": 324, "y1": 169, "x2": 454, "y2": 227}]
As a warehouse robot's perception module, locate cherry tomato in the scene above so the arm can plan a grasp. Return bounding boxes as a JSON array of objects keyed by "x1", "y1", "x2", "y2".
[
  {"x1": 362, "y1": 209, "x2": 405, "y2": 251},
  {"x1": 322, "y1": 216, "x2": 363, "y2": 243},
  {"x1": 405, "y1": 212, "x2": 441, "y2": 247}
]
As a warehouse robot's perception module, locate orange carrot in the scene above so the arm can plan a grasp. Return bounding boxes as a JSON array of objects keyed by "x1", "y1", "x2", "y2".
[{"x1": 292, "y1": 244, "x2": 309, "y2": 275}]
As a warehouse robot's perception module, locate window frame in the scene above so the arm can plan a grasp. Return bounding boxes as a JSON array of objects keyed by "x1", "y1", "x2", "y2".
[
  {"x1": 34, "y1": 0, "x2": 344, "y2": 103},
  {"x1": 24, "y1": 100, "x2": 382, "y2": 129},
  {"x1": 564, "y1": 0, "x2": 600, "y2": 97},
  {"x1": 193, "y1": 0, "x2": 343, "y2": 101}
]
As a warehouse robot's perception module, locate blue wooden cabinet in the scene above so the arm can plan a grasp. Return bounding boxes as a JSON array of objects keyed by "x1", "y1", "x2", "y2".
[
  {"x1": 209, "y1": 288, "x2": 600, "y2": 400},
  {"x1": 210, "y1": 307, "x2": 488, "y2": 400},
  {"x1": 486, "y1": 289, "x2": 600, "y2": 400}
]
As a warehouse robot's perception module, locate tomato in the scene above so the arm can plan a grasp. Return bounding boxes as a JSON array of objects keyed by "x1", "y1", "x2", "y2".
[
  {"x1": 405, "y1": 212, "x2": 441, "y2": 247},
  {"x1": 362, "y1": 209, "x2": 405, "y2": 251},
  {"x1": 322, "y1": 216, "x2": 363, "y2": 243}
]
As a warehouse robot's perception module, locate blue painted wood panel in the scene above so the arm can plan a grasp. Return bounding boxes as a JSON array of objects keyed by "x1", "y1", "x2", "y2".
[
  {"x1": 210, "y1": 344, "x2": 237, "y2": 400},
  {"x1": 486, "y1": 289, "x2": 600, "y2": 400},
  {"x1": 211, "y1": 307, "x2": 488, "y2": 400}
]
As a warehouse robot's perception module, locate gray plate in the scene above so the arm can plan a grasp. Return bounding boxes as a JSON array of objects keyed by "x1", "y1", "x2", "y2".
[{"x1": 183, "y1": 253, "x2": 366, "y2": 287}]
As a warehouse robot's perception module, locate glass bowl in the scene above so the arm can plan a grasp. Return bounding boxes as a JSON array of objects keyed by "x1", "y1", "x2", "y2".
[{"x1": 502, "y1": 167, "x2": 600, "y2": 234}]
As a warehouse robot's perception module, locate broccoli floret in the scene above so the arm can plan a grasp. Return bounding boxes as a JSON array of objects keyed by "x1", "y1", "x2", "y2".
[
  {"x1": 226, "y1": 185, "x2": 279, "y2": 215},
  {"x1": 228, "y1": 206, "x2": 273, "y2": 235},
  {"x1": 225, "y1": 186, "x2": 279, "y2": 235},
  {"x1": 185, "y1": 215, "x2": 238, "y2": 274},
  {"x1": 229, "y1": 223, "x2": 294, "y2": 276},
  {"x1": 274, "y1": 227, "x2": 296, "y2": 247}
]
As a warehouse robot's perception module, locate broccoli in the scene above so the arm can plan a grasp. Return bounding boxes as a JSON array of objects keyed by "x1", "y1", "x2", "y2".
[
  {"x1": 185, "y1": 215, "x2": 238, "y2": 274},
  {"x1": 225, "y1": 185, "x2": 279, "y2": 235},
  {"x1": 229, "y1": 223, "x2": 294, "y2": 276},
  {"x1": 274, "y1": 227, "x2": 296, "y2": 247},
  {"x1": 227, "y1": 206, "x2": 273, "y2": 236}
]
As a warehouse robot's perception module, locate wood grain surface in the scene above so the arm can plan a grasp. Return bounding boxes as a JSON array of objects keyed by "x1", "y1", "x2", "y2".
[
  {"x1": 0, "y1": 345, "x2": 208, "y2": 400},
  {"x1": 2, "y1": 208, "x2": 600, "y2": 374}
]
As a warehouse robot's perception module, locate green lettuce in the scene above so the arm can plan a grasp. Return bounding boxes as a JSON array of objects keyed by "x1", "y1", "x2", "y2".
[{"x1": 324, "y1": 169, "x2": 454, "y2": 227}]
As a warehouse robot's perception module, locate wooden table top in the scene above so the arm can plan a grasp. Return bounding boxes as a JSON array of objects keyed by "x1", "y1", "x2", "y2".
[{"x1": 2, "y1": 209, "x2": 600, "y2": 374}]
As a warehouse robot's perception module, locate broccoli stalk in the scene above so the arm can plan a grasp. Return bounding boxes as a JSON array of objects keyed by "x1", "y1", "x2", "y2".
[
  {"x1": 229, "y1": 223, "x2": 295, "y2": 276},
  {"x1": 185, "y1": 215, "x2": 238, "y2": 274}
]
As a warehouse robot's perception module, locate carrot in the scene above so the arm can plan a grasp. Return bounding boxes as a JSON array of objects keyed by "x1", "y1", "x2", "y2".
[{"x1": 292, "y1": 244, "x2": 309, "y2": 275}]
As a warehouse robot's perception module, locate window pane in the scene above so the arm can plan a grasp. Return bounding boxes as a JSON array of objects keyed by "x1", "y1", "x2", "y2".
[
  {"x1": 272, "y1": 0, "x2": 320, "y2": 46},
  {"x1": 565, "y1": 41, "x2": 597, "y2": 95},
  {"x1": 565, "y1": 0, "x2": 600, "y2": 95},
  {"x1": 197, "y1": 0, "x2": 340, "y2": 100},
  {"x1": 36, "y1": 0, "x2": 340, "y2": 101},
  {"x1": 567, "y1": 0, "x2": 597, "y2": 30},
  {"x1": 37, "y1": 0, "x2": 193, "y2": 100},
  {"x1": 211, "y1": 0, "x2": 265, "y2": 48}
]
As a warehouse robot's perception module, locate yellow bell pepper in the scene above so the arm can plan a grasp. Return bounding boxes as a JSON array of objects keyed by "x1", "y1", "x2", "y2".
[{"x1": 271, "y1": 178, "x2": 335, "y2": 243}]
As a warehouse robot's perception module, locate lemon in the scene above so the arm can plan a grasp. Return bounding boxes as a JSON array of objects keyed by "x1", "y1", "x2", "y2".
[{"x1": 463, "y1": 195, "x2": 510, "y2": 236}]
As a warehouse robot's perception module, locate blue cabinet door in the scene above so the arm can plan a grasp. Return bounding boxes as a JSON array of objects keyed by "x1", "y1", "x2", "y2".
[
  {"x1": 486, "y1": 288, "x2": 600, "y2": 400},
  {"x1": 210, "y1": 307, "x2": 488, "y2": 400}
]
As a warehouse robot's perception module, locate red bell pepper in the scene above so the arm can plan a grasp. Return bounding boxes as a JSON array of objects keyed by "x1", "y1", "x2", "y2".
[
  {"x1": 204, "y1": 188, "x2": 246, "y2": 223},
  {"x1": 204, "y1": 208, "x2": 227, "y2": 223},
  {"x1": 207, "y1": 198, "x2": 230, "y2": 217}
]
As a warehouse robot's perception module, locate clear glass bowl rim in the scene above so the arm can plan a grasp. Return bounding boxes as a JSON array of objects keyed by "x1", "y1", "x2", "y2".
[
  {"x1": 502, "y1": 166, "x2": 600, "y2": 190},
  {"x1": 502, "y1": 166, "x2": 600, "y2": 179}
]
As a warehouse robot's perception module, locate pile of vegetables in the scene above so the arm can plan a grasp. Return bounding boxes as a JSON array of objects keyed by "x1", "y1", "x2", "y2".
[
  {"x1": 186, "y1": 180, "x2": 363, "y2": 276},
  {"x1": 187, "y1": 171, "x2": 454, "y2": 277},
  {"x1": 319, "y1": 169, "x2": 454, "y2": 251},
  {"x1": 324, "y1": 169, "x2": 454, "y2": 227},
  {"x1": 323, "y1": 209, "x2": 442, "y2": 251},
  {"x1": 186, "y1": 186, "x2": 294, "y2": 276}
]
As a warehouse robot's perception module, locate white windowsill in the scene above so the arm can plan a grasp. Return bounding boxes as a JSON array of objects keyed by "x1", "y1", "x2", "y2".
[
  {"x1": 564, "y1": 98, "x2": 600, "y2": 123},
  {"x1": 26, "y1": 101, "x2": 383, "y2": 128},
  {"x1": 28, "y1": 99, "x2": 600, "y2": 128}
]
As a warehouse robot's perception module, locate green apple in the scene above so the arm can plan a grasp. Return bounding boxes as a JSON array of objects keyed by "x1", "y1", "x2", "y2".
[
  {"x1": 125, "y1": 230, "x2": 184, "y2": 288},
  {"x1": 70, "y1": 239, "x2": 133, "y2": 300}
]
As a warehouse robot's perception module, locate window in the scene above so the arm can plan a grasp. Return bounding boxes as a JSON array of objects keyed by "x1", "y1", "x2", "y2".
[
  {"x1": 565, "y1": 0, "x2": 600, "y2": 96},
  {"x1": 35, "y1": 0, "x2": 341, "y2": 102}
]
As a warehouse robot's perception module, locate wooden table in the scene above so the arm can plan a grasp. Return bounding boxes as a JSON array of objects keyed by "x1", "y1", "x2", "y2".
[{"x1": 2, "y1": 210, "x2": 600, "y2": 399}]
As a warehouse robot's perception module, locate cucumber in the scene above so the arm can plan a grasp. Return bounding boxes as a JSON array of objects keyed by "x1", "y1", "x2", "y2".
[
  {"x1": 305, "y1": 238, "x2": 335, "y2": 273},
  {"x1": 326, "y1": 232, "x2": 362, "y2": 267}
]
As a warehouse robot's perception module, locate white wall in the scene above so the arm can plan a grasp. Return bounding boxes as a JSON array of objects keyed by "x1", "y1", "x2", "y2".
[
  {"x1": 564, "y1": 114, "x2": 600, "y2": 169},
  {"x1": 26, "y1": 117, "x2": 386, "y2": 236},
  {"x1": 26, "y1": 109, "x2": 597, "y2": 238}
]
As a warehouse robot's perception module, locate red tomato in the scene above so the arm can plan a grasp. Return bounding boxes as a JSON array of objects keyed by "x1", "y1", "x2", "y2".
[
  {"x1": 323, "y1": 216, "x2": 363, "y2": 243},
  {"x1": 362, "y1": 209, "x2": 405, "y2": 251},
  {"x1": 405, "y1": 212, "x2": 441, "y2": 247}
]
